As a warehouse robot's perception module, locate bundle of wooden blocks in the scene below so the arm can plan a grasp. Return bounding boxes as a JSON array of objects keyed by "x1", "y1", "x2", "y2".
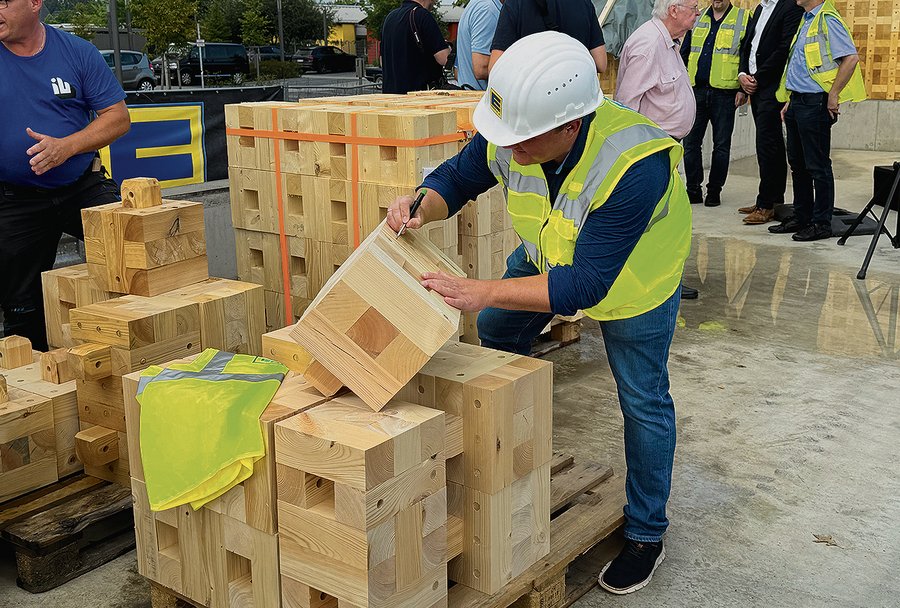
[
  {"x1": 66, "y1": 277, "x2": 266, "y2": 486},
  {"x1": 126, "y1": 367, "x2": 331, "y2": 607},
  {"x1": 0, "y1": 336, "x2": 80, "y2": 502},
  {"x1": 81, "y1": 177, "x2": 209, "y2": 297},
  {"x1": 226, "y1": 92, "x2": 495, "y2": 334}
]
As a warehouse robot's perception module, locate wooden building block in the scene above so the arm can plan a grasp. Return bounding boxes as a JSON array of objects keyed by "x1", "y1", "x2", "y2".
[
  {"x1": 446, "y1": 463, "x2": 551, "y2": 594},
  {"x1": 68, "y1": 343, "x2": 112, "y2": 381},
  {"x1": 290, "y1": 221, "x2": 464, "y2": 411},
  {"x1": 459, "y1": 229, "x2": 519, "y2": 281},
  {"x1": 74, "y1": 425, "x2": 119, "y2": 467},
  {"x1": 228, "y1": 167, "x2": 314, "y2": 240},
  {"x1": 15, "y1": 374, "x2": 81, "y2": 478},
  {"x1": 41, "y1": 349, "x2": 73, "y2": 384},
  {"x1": 41, "y1": 264, "x2": 113, "y2": 349},
  {"x1": 282, "y1": 577, "x2": 338, "y2": 608},
  {"x1": 0, "y1": 376, "x2": 6, "y2": 403},
  {"x1": 82, "y1": 199, "x2": 208, "y2": 296},
  {"x1": 276, "y1": 105, "x2": 359, "y2": 179},
  {"x1": 274, "y1": 394, "x2": 444, "y2": 491},
  {"x1": 0, "y1": 336, "x2": 34, "y2": 370},
  {"x1": 225, "y1": 101, "x2": 296, "y2": 170},
  {"x1": 69, "y1": 295, "x2": 201, "y2": 350},
  {"x1": 356, "y1": 109, "x2": 459, "y2": 188},
  {"x1": 163, "y1": 278, "x2": 266, "y2": 356},
  {"x1": 263, "y1": 290, "x2": 313, "y2": 333},
  {"x1": 235, "y1": 229, "x2": 311, "y2": 298},
  {"x1": 78, "y1": 375, "x2": 126, "y2": 432},
  {"x1": 397, "y1": 341, "x2": 553, "y2": 494},
  {"x1": 458, "y1": 186, "x2": 510, "y2": 237},
  {"x1": 122, "y1": 177, "x2": 162, "y2": 209},
  {"x1": 359, "y1": 183, "x2": 458, "y2": 253},
  {"x1": 261, "y1": 326, "x2": 314, "y2": 372},
  {"x1": 0, "y1": 388, "x2": 57, "y2": 502}
]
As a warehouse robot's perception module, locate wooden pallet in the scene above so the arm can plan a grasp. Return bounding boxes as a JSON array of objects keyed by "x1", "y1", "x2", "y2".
[
  {"x1": 531, "y1": 318, "x2": 584, "y2": 358},
  {"x1": 0, "y1": 478, "x2": 135, "y2": 593},
  {"x1": 148, "y1": 454, "x2": 625, "y2": 608}
]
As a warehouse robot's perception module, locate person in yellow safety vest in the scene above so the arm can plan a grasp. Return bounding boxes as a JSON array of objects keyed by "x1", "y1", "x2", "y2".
[
  {"x1": 767, "y1": 0, "x2": 865, "y2": 241},
  {"x1": 386, "y1": 31, "x2": 691, "y2": 596},
  {"x1": 680, "y1": 0, "x2": 750, "y2": 208}
]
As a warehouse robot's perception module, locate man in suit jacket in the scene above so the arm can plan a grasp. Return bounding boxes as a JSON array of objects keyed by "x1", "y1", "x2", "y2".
[{"x1": 736, "y1": 0, "x2": 803, "y2": 225}]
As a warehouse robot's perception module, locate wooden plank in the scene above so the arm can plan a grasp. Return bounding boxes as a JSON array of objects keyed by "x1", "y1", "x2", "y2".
[
  {"x1": 0, "y1": 474, "x2": 104, "y2": 530},
  {"x1": 549, "y1": 462, "x2": 613, "y2": 513}
]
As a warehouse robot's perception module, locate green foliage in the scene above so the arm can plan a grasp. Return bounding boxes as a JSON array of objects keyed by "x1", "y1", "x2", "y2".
[
  {"x1": 254, "y1": 59, "x2": 302, "y2": 81},
  {"x1": 131, "y1": 0, "x2": 198, "y2": 55},
  {"x1": 241, "y1": 0, "x2": 272, "y2": 47},
  {"x1": 200, "y1": 1, "x2": 233, "y2": 42},
  {"x1": 269, "y1": 0, "x2": 333, "y2": 48},
  {"x1": 69, "y1": 0, "x2": 107, "y2": 40}
]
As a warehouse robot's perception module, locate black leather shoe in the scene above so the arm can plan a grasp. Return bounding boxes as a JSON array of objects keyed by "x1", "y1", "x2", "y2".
[
  {"x1": 681, "y1": 286, "x2": 699, "y2": 299},
  {"x1": 704, "y1": 191, "x2": 721, "y2": 207},
  {"x1": 792, "y1": 224, "x2": 833, "y2": 241},
  {"x1": 688, "y1": 190, "x2": 703, "y2": 205},
  {"x1": 768, "y1": 217, "x2": 805, "y2": 234}
]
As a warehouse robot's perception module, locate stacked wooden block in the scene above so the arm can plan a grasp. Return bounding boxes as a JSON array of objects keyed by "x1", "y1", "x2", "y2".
[
  {"x1": 227, "y1": 93, "x2": 480, "y2": 333},
  {"x1": 81, "y1": 178, "x2": 209, "y2": 297},
  {"x1": 397, "y1": 341, "x2": 553, "y2": 593},
  {"x1": 0, "y1": 336, "x2": 80, "y2": 502},
  {"x1": 41, "y1": 264, "x2": 113, "y2": 349},
  {"x1": 126, "y1": 367, "x2": 330, "y2": 607},
  {"x1": 275, "y1": 395, "x2": 448, "y2": 608}
]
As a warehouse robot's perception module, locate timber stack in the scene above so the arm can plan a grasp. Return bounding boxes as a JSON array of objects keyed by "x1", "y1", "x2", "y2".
[{"x1": 225, "y1": 91, "x2": 520, "y2": 344}]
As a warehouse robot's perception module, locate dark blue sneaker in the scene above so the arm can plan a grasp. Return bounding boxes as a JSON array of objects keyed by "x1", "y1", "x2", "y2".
[{"x1": 598, "y1": 539, "x2": 666, "y2": 595}]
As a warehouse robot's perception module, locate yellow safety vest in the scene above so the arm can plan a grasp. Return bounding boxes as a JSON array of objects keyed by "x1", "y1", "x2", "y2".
[
  {"x1": 486, "y1": 100, "x2": 693, "y2": 321},
  {"x1": 776, "y1": 1, "x2": 866, "y2": 103},
  {"x1": 687, "y1": 6, "x2": 749, "y2": 90}
]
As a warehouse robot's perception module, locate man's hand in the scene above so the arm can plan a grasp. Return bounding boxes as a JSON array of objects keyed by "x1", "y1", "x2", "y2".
[
  {"x1": 735, "y1": 91, "x2": 748, "y2": 107},
  {"x1": 827, "y1": 91, "x2": 840, "y2": 120},
  {"x1": 421, "y1": 271, "x2": 492, "y2": 312},
  {"x1": 739, "y1": 73, "x2": 757, "y2": 95},
  {"x1": 387, "y1": 195, "x2": 423, "y2": 232},
  {"x1": 780, "y1": 101, "x2": 789, "y2": 123},
  {"x1": 26, "y1": 128, "x2": 74, "y2": 175}
]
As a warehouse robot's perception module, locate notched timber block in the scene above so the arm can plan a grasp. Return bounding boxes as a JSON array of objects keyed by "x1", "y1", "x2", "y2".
[
  {"x1": 41, "y1": 349, "x2": 74, "y2": 384},
  {"x1": 291, "y1": 221, "x2": 464, "y2": 411},
  {"x1": 0, "y1": 388, "x2": 57, "y2": 502},
  {"x1": 68, "y1": 343, "x2": 112, "y2": 381},
  {"x1": 121, "y1": 177, "x2": 162, "y2": 209},
  {"x1": 74, "y1": 426, "x2": 119, "y2": 467},
  {"x1": 0, "y1": 336, "x2": 34, "y2": 370}
]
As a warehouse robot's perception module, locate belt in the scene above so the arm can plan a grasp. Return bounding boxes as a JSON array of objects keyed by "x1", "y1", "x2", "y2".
[{"x1": 790, "y1": 91, "x2": 828, "y2": 102}]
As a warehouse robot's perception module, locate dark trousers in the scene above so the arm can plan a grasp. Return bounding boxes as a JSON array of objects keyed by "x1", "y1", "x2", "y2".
[
  {"x1": 785, "y1": 92, "x2": 836, "y2": 227},
  {"x1": 0, "y1": 168, "x2": 120, "y2": 350},
  {"x1": 750, "y1": 86, "x2": 789, "y2": 209},
  {"x1": 683, "y1": 86, "x2": 738, "y2": 196}
]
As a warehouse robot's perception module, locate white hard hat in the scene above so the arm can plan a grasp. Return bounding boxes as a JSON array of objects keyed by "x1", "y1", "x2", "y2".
[{"x1": 473, "y1": 31, "x2": 603, "y2": 147}]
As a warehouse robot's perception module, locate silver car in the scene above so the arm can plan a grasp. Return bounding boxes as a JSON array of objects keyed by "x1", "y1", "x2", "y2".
[{"x1": 101, "y1": 50, "x2": 157, "y2": 91}]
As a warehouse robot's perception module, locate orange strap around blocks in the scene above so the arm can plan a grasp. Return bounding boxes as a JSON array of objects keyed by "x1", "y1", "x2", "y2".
[{"x1": 230, "y1": 114, "x2": 469, "y2": 320}]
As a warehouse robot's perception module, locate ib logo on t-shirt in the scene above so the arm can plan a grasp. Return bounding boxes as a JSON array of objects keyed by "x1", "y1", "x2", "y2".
[{"x1": 50, "y1": 77, "x2": 76, "y2": 100}]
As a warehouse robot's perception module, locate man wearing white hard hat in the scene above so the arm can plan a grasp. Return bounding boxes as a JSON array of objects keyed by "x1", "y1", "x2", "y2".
[{"x1": 387, "y1": 31, "x2": 691, "y2": 595}]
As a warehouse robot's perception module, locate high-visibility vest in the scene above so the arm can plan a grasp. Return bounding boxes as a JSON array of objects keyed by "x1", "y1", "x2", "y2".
[
  {"x1": 776, "y1": 1, "x2": 866, "y2": 103},
  {"x1": 686, "y1": 6, "x2": 749, "y2": 90},
  {"x1": 486, "y1": 100, "x2": 693, "y2": 321},
  {"x1": 137, "y1": 349, "x2": 288, "y2": 511}
]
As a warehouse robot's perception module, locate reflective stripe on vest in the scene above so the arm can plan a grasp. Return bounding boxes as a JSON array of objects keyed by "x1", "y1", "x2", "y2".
[
  {"x1": 687, "y1": 7, "x2": 748, "y2": 89},
  {"x1": 485, "y1": 101, "x2": 693, "y2": 320},
  {"x1": 137, "y1": 349, "x2": 287, "y2": 395},
  {"x1": 776, "y1": 1, "x2": 866, "y2": 103}
]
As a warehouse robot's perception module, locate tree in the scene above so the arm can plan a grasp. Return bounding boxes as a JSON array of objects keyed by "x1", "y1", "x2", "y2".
[
  {"x1": 66, "y1": 0, "x2": 107, "y2": 40},
  {"x1": 131, "y1": 0, "x2": 198, "y2": 55},
  {"x1": 241, "y1": 0, "x2": 272, "y2": 47},
  {"x1": 273, "y1": 0, "x2": 333, "y2": 48},
  {"x1": 200, "y1": 1, "x2": 232, "y2": 42}
]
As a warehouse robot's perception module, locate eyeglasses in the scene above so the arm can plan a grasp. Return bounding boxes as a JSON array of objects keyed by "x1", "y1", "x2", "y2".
[{"x1": 676, "y1": 3, "x2": 701, "y2": 14}]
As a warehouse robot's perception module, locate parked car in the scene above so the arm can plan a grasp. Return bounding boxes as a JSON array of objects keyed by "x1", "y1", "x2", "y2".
[
  {"x1": 249, "y1": 45, "x2": 283, "y2": 62},
  {"x1": 101, "y1": 50, "x2": 156, "y2": 91},
  {"x1": 364, "y1": 66, "x2": 382, "y2": 84},
  {"x1": 292, "y1": 46, "x2": 357, "y2": 73},
  {"x1": 174, "y1": 43, "x2": 249, "y2": 86}
]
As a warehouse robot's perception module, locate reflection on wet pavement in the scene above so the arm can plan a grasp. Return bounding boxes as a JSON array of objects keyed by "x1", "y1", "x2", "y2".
[{"x1": 681, "y1": 236, "x2": 900, "y2": 360}]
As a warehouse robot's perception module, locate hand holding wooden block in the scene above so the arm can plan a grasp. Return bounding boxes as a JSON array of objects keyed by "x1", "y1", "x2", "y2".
[
  {"x1": 121, "y1": 177, "x2": 162, "y2": 209},
  {"x1": 290, "y1": 221, "x2": 464, "y2": 411}
]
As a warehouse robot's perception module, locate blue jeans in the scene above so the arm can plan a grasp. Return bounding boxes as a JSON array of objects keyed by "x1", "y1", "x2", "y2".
[
  {"x1": 478, "y1": 245, "x2": 680, "y2": 542},
  {"x1": 785, "y1": 92, "x2": 836, "y2": 226},
  {"x1": 683, "y1": 85, "x2": 738, "y2": 196}
]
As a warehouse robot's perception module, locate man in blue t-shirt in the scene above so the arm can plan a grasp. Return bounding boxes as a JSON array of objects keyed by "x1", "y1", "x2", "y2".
[
  {"x1": 0, "y1": 0, "x2": 130, "y2": 349},
  {"x1": 490, "y1": 0, "x2": 607, "y2": 73},
  {"x1": 455, "y1": 0, "x2": 503, "y2": 90},
  {"x1": 381, "y1": 0, "x2": 451, "y2": 94}
]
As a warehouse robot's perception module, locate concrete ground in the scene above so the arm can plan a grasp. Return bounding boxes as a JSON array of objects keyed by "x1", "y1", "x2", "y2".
[{"x1": 1, "y1": 150, "x2": 898, "y2": 608}]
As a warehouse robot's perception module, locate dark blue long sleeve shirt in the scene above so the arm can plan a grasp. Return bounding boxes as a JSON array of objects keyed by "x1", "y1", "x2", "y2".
[{"x1": 420, "y1": 112, "x2": 671, "y2": 316}]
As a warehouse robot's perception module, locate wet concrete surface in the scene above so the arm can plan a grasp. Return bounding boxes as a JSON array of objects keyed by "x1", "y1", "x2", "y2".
[{"x1": 1, "y1": 150, "x2": 898, "y2": 607}]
